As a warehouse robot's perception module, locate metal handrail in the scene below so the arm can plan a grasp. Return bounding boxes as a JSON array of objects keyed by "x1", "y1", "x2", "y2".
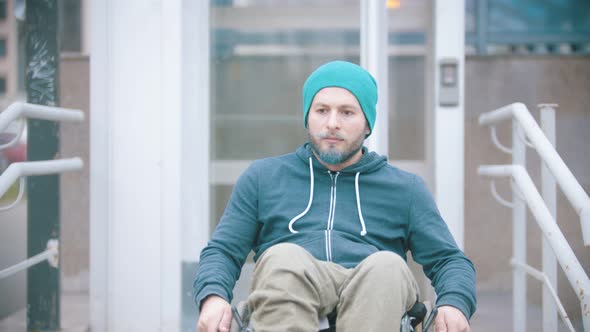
[
  {"x1": 0, "y1": 102, "x2": 84, "y2": 135},
  {"x1": 0, "y1": 158, "x2": 84, "y2": 199},
  {"x1": 0, "y1": 101, "x2": 85, "y2": 204},
  {"x1": 0, "y1": 239, "x2": 59, "y2": 280},
  {"x1": 479, "y1": 102, "x2": 590, "y2": 247},
  {"x1": 510, "y1": 260, "x2": 575, "y2": 332},
  {"x1": 479, "y1": 165, "x2": 590, "y2": 331},
  {"x1": 0, "y1": 102, "x2": 84, "y2": 332}
]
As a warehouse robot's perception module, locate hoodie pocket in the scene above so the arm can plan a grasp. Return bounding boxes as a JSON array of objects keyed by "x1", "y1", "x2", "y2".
[{"x1": 330, "y1": 231, "x2": 379, "y2": 267}]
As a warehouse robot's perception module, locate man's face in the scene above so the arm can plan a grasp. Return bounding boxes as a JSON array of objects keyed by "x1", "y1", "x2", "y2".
[{"x1": 307, "y1": 87, "x2": 369, "y2": 167}]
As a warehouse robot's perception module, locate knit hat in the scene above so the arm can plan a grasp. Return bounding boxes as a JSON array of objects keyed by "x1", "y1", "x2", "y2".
[{"x1": 302, "y1": 61, "x2": 378, "y2": 136}]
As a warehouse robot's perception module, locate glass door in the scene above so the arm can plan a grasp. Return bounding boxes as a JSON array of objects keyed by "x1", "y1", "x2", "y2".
[{"x1": 208, "y1": 0, "x2": 432, "y2": 305}]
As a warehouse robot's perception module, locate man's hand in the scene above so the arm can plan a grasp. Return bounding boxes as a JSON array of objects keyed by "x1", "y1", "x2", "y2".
[
  {"x1": 197, "y1": 295, "x2": 232, "y2": 332},
  {"x1": 433, "y1": 305, "x2": 471, "y2": 332}
]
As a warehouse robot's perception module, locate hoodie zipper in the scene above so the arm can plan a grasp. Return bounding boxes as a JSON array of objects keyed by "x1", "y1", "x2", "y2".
[{"x1": 325, "y1": 171, "x2": 339, "y2": 262}]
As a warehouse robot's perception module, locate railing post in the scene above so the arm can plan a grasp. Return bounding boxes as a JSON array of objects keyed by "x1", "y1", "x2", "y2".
[
  {"x1": 480, "y1": 103, "x2": 590, "y2": 331},
  {"x1": 539, "y1": 104, "x2": 558, "y2": 332},
  {"x1": 513, "y1": 119, "x2": 527, "y2": 332},
  {"x1": 25, "y1": 0, "x2": 61, "y2": 330}
]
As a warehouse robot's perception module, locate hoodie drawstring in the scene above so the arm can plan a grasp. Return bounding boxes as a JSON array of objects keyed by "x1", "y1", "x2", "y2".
[
  {"x1": 288, "y1": 158, "x2": 367, "y2": 237},
  {"x1": 288, "y1": 157, "x2": 314, "y2": 233},
  {"x1": 355, "y1": 172, "x2": 368, "y2": 236}
]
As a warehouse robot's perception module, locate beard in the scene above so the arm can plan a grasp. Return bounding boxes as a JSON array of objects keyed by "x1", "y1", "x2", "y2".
[{"x1": 308, "y1": 131, "x2": 365, "y2": 165}]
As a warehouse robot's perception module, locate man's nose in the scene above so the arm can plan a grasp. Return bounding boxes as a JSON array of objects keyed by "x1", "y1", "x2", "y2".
[{"x1": 326, "y1": 110, "x2": 340, "y2": 129}]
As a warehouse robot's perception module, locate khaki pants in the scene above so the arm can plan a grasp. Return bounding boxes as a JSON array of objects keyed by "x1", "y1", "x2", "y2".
[{"x1": 248, "y1": 243, "x2": 419, "y2": 332}]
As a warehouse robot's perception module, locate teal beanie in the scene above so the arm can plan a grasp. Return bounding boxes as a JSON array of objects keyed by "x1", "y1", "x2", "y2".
[{"x1": 302, "y1": 61, "x2": 378, "y2": 136}]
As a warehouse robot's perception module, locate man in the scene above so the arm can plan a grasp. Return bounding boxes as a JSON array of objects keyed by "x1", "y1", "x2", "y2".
[{"x1": 195, "y1": 61, "x2": 476, "y2": 332}]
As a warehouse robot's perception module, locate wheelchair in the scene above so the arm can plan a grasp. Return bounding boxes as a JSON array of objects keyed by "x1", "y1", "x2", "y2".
[{"x1": 230, "y1": 300, "x2": 436, "y2": 332}]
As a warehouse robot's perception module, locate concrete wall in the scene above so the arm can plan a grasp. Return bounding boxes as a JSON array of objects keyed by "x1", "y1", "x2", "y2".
[
  {"x1": 0, "y1": 0, "x2": 19, "y2": 99},
  {"x1": 59, "y1": 54, "x2": 90, "y2": 294},
  {"x1": 464, "y1": 56, "x2": 590, "y2": 321}
]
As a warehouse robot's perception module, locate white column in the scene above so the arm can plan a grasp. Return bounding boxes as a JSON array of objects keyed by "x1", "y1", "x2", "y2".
[
  {"x1": 180, "y1": 1, "x2": 210, "y2": 326},
  {"x1": 81, "y1": 0, "x2": 91, "y2": 55},
  {"x1": 431, "y1": 0, "x2": 465, "y2": 248},
  {"x1": 91, "y1": 1, "x2": 186, "y2": 330},
  {"x1": 360, "y1": 0, "x2": 389, "y2": 157},
  {"x1": 182, "y1": 0, "x2": 210, "y2": 266},
  {"x1": 512, "y1": 122, "x2": 527, "y2": 332},
  {"x1": 89, "y1": 1, "x2": 109, "y2": 330},
  {"x1": 540, "y1": 104, "x2": 558, "y2": 332},
  {"x1": 161, "y1": 1, "x2": 183, "y2": 330}
]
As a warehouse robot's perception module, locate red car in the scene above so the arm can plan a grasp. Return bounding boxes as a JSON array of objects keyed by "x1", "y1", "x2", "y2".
[{"x1": 0, "y1": 132, "x2": 27, "y2": 172}]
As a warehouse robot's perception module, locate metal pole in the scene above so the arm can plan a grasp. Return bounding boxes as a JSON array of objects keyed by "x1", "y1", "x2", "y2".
[
  {"x1": 480, "y1": 103, "x2": 590, "y2": 246},
  {"x1": 540, "y1": 104, "x2": 558, "y2": 332},
  {"x1": 513, "y1": 120, "x2": 527, "y2": 332},
  {"x1": 0, "y1": 158, "x2": 83, "y2": 198},
  {"x1": 0, "y1": 240, "x2": 59, "y2": 280},
  {"x1": 510, "y1": 260, "x2": 575, "y2": 332},
  {"x1": 0, "y1": 102, "x2": 83, "y2": 135},
  {"x1": 479, "y1": 165, "x2": 590, "y2": 331},
  {"x1": 25, "y1": 0, "x2": 60, "y2": 330}
]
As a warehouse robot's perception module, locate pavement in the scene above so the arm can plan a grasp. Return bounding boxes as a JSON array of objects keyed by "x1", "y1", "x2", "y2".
[
  {"x1": 0, "y1": 293, "x2": 88, "y2": 332},
  {"x1": 0, "y1": 200, "x2": 27, "y2": 323},
  {"x1": 469, "y1": 291, "x2": 581, "y2": 331},
  {"x1": 1, "y1": 291, "x2": 584, "y2": 331},
  {"x1": 0, "y1": 203, "x2": 583, "y2": 331}
]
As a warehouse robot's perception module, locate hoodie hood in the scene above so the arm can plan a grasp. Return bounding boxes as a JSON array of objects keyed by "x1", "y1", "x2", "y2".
[{"x1": 295, "y1": 142, "x2": 388, "y2": 174}]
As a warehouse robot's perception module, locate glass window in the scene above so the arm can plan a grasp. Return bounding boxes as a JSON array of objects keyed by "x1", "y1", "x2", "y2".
[
  {"x1": 0, "y1": 77, "x2": 6, "y2": 94},
  {"x1": 488, "y1": 0, "x2": 590, "y2": 34},
  {"x1": 211, "y1": 5, "x2": 361, "y2": 160},
  {"x1": 388, "y1": 56, "x2": 425, "y2": 160},
  {"x1": 0, "y1": 39, "x2": 6, "y2": 57},
  {"x1": 466, "y1": 0, "x2": 590, "y2": 54},
  {"x1": 210, "y1": 0, "x2": 431, "y2": 228},
  {"x1": 386, "y1": 0, "x2": 428, "y2": 161},
  {"x1": 0, "y1": 1, "x2": 6, "y2": 20},
  {"x1": 59, "y1": 0, "x2": 81, "y2": 52},
  {"x1": 210, "y1": 0, "x2": 361, "y2": 228}
]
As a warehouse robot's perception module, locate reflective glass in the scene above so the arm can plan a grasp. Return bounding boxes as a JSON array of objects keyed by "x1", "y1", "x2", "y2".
[
  {"x1": 210, "y1": 0, "x2": 362, "y2": 229},
  {"x1": 210, "y1": 0, "x2": 429, "y2": 228},
  {"x1": 388, "y1": 56, "x2": 425, "y2": 160},
  {"x1": 211, "y1": 2, "x2": 361, "y2": 160},
  {"x1": 488, "y1": 0, "x2": 590, "y2": 34},
  {"x1": 466, "y1": 0, "x2": 590, "y2": 53}
]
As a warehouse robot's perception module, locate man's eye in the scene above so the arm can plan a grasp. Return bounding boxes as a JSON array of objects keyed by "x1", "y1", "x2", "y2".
[{"x1": 316, "y1": 108, "x2": 326, "y2": 113}]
